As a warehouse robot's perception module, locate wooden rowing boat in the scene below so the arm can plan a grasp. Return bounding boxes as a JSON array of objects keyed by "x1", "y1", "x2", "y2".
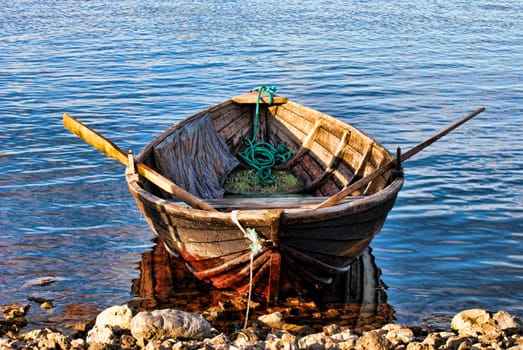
[
  {"x1": 63, "y1": 88, "x2": 483, "y2": 303},
  {"x1": 123, "y1": 89, "x2": 404, "y2": 302}
]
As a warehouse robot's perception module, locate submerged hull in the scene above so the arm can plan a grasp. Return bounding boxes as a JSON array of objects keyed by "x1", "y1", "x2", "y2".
[
  {"x1": 126, "y1": 91, "x2": 403, "y2": 301},
  {"x1": 132, "y1": 239, "x2": 394, "y2": 331}
]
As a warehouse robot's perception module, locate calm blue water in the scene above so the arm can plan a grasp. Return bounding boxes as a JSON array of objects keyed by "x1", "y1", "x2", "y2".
[{"x1": 1, "y1": 0, "x2": 522, "y2": 330}]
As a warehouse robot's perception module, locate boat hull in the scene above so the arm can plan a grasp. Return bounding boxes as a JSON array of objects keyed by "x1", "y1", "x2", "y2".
[{"x1": 126, "y1": 91, "x2": 404, "y2": 301}]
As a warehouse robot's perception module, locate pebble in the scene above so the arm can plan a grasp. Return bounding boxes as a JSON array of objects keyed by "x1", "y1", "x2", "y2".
[
  {"x1": 40, "y1": 301, "x2": 54, "y2": 309},
  {"x1": 1, "y1": 303, "x2": 523, "y2": 349}
]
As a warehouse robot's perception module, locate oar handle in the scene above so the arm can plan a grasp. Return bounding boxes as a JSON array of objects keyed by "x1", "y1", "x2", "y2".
[
  {"x1": 63, "y1": 113, "x2": 217, "y2": 212},
  {"x1": 313, "y1": 107, "x2": 485, "y2": 209}
]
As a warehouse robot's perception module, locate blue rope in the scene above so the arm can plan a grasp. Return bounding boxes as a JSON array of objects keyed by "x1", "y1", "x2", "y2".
[{"x1": 238, "y1": 86, "x2": 292, "y2": 184}]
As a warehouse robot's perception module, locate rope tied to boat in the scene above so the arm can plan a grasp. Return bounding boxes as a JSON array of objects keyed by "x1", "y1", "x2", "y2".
[
  {"x1": 231, "y1": 210, "x2": 262, "y2": 329},
  {"x1": 237, "y1": 86, "x2": 292, "y2": 185}
]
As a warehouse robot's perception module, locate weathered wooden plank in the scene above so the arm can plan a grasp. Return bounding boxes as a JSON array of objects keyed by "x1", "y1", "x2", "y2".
[
  {"x1": 278, "y1": 101, "x2": 324, "y2": 131},
  {"x1": 291, "y1": 154, "x2": 325, "y2": 189},
  {"x1": 281, "y1": 217, "x2": 385, "y2": 241},
  {"x1": 271, "y1": 104, "x2": 387, "y2": 191},
  {"x1": 283, "y1": 236, "x2": 375, "y2": 258},
  {"x1": 210, "y1": 250, "x2": 272, "y2": 288},
  {"x1": 276, "y1": 119, "x2": 323, "y2": 169},
  {"x1": 211, "y1": 103, "x2": 251, "y2": 134},
  {"x1": 231, "y1": 91, "x2": 288, "y2": 104},
  {"x1": 266, "y1": 117, "x2": 306, "y2": 154},
  {"x1": 364, "y1": 156, "x2": 389, "y2": 195},
  {"x1": 176, "y1": 237, "x2": 249, "y2": 260},
  {"x1": 175, "y1": 227, "x2": 245, "y2": 243},
  {"x1": 215, "y1": 111, "x2": 252, "y2": 145},
  {"x1": 200, "y1": 195, "x2": 365, "y2": 210},
  {"x1": 303, "y1": 130, "x2": 350, "y2": 192},
  {"x1": 291, "y1": 161, "x2": 317, "y2": 190}
]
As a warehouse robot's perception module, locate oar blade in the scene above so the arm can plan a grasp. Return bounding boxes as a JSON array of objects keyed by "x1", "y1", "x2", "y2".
[
  {"x1": 62, "y1": 113, "x2": 217, "y2": 212},
  {"x1": 63, "y1": 113, "x2": 128, "y2": 165}
]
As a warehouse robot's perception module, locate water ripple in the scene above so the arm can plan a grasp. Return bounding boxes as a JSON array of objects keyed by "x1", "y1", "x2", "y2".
[{"x1": 1, "y1": 0, "x2": 522, "y2": 328}]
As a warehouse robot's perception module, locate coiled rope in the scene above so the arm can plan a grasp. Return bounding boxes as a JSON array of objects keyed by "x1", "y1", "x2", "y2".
[{"x1": 237, "y1": 86, "x2": 292, "y2": 185}]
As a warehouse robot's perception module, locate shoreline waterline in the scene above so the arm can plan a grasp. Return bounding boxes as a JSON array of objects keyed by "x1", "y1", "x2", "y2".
[{"x1": 2, "y1": 300, "x2": 522, "y2": 349}]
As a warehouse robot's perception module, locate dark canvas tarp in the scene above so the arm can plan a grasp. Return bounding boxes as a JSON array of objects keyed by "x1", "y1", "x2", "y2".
[{"x1": 153, "y1": 113, "x2": 240, "y2": 199}]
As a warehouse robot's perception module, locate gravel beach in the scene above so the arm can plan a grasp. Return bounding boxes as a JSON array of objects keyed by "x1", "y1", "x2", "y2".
[{"x1": 2, "y1": 301, "x2": 523, "y2": 350}]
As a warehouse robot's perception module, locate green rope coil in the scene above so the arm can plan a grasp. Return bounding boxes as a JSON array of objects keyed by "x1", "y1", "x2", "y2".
[{"x1": 238, "y1": 86, "x2": 292, "y2": 185}]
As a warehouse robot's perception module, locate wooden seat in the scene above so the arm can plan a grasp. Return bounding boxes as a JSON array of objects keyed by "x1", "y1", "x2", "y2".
[
  {"x1": 231, "y1": 91, "x2": 288, "y2": 104},
  {"x1": 175, "y1": 195, "x2": 364, "y2": 211}
]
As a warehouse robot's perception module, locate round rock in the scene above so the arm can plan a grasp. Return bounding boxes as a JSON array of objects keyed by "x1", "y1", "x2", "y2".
[{"x1": 130, "y1": 309, "x2": 212, "y2": 342}]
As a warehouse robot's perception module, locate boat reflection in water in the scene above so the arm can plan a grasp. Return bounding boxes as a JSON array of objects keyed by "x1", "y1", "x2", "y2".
[{"x1": 130, "y1": 238, "x2": 395, "y2": 333}]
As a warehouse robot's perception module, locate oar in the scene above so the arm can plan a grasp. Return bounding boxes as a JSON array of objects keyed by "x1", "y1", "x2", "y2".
[
  {"x1": 62, "y1": 113, "x2": 217, "y2": 212},
  {"x1": 313, "y1": 107, "x2": 485, "y2": 209}
]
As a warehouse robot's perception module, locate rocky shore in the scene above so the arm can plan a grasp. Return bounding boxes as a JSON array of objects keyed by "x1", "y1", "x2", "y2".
[{"x1": 2, "y1": 302, "x2": 523, "y2": 349}]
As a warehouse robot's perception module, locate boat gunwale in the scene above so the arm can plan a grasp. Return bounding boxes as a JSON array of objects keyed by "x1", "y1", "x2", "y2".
[
  {"x1": 128, "y1": 94, "x2": 404, "y2": 224},
  {"x1": 126, "y1": 175, "x2": 403, "y2": 223},
  {"x1": 137, "y1": 96, "x2": 395, "y2": 182}
]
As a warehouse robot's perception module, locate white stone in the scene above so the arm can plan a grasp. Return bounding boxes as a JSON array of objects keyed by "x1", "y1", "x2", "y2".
[
  {"x1": 298, "y1": 332, "x2": 328, "y2": 349},
  {"x1": 0, "y1": 336, "x2": 16, "y2": 349},
  {"x1": 20, "y1": 329, "x2": 42, "y2": 341},
  {"x1": 42, "y1": 331, "x2": 70, "y2": 349},
  {"x1": 451, "y1": 308, "x2": 507, "y2": 340},
  {"x1": 451, "y1": 309, "x2": 492, "y2": 335},
  {"x1": 86, "y1": 325, "x2": 116, "y2": 345},
  {"x1": 70, "y1": 338, "x2": 85, "y2": 349},
  {"x1": 95, "y1": 304, "x2": 134, "y2": 330},
  {"x1": 382, "y1": 323, "x2": 403, "y2": 332},
  {"x1": 493, "y1": 311, "x2": 522, "y2": 330},
  {"x1": 386, "y1": 325, "x2": 415, "y2": 345},
  {"x1": 330, "y1": 330, "x2": 358, "y2": 344},
  {"x1": 258, "y1": 312, "x2": 283, "y2": 328},
  {"x1": 130, "y1": 309, "x2": 212, "y2": 342},
  {"x1": 204, "y1": 333, "x2": 232, "y2": 347}
]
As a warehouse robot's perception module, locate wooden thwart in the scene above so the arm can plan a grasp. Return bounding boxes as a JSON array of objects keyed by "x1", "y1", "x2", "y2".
[
  {"x1": 231, "y1": 91, "x2": 288, "y2": 104},
  {"x1": 194, "y1": 195, "x2": 365, "y2": 210}
]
